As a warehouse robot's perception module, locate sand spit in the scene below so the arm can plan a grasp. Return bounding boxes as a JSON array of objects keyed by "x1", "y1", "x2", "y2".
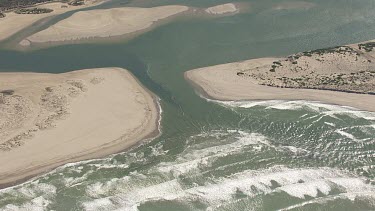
[
  {"x1": 0, "y1": 68, "x2": 160, "y2": 187},
  {"x1": 205, "y1": 3, "x2": 238, "y2": 15},
  {"x1": 23, "y1": 5, "x2": 189, "y2": 44},
  {"x1": 185, "y1": 40, "x2": 375, "y2": 112},
  {"x1": 0, "y1": 0, "x2": 103, "y2": 42}
]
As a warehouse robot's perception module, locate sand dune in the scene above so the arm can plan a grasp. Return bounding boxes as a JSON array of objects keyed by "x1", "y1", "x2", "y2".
[
  {"x1": 24, "y1": 5, "x2": 189, "y2": 44},
  {"x1": 0, "y1": 0, "x2": 103, "y2": 41},
  {"x1": 0, "y1": 68, "x2": 160, "y2": 187}
]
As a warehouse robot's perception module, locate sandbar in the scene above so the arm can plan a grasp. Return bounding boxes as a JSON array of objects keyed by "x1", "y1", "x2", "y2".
[
  {"x1": 0, "y1": 0, "x2": 103, "y2": 42},
  {"x1": 205, "y1": 3, "x2": 238, "y2": 15},
  {"x1": 23, "y1": 5, "x2": 189, "y2": 44},
  {"x1": 0, "y1": 67, "x2": 160, "y2": 187}
]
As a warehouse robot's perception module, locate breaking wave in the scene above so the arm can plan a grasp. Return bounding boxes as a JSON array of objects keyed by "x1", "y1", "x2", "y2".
[
  {"x1": 211, "y1": 99, "x2": 375, "y2": 120},
  {"x1": 1, "y1": 101, "x2": 374, "y2": 211}
]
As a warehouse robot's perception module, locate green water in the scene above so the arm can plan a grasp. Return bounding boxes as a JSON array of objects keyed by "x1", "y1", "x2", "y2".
[{"x1": 0, "y1": 0, "x2": 375, "y2": 210}]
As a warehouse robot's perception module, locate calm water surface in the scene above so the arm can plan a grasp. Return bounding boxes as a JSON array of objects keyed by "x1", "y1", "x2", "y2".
[{"x1": 0, "y1": 0, "x2": 375, "y2": 210}]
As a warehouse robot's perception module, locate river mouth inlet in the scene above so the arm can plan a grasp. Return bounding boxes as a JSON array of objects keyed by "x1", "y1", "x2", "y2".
[{"x1": 0, "y1": 0, "x2": 375, "y2": 210}]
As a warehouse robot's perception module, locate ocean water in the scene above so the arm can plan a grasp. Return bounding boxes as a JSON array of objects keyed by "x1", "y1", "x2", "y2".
[{"x1": 0, "y1": 0, "x2": 375, "y2": 210}]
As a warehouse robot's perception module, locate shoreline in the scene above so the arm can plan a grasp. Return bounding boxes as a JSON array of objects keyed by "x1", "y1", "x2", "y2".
[
  {"x1": 0, "y1": 68, "x2": 162, "y2": 189},
  {"x1": 22, "y1": 5, "x2": 191, "y2": 45},
  {"x1": 0, "y1": 99, "x2": 162, "y2": 190},
  {"x1": 17, "y1": 3, "x2": 250, "y2": 49},
  {"x1": 0, "y1": 0, "x2": 106, "y2": 42},
  {"x1": 184, "y1": 62, "x2": 375, "y2": 112},
  {"x1": 187, "y1": 72, "x2": 371, "y2": 112},
  {"x1": 18, "y1": 6, "x2": 192, "y2": 50}
]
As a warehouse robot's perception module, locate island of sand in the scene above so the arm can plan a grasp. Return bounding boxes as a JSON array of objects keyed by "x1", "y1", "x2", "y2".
[
  {"x1": 21, "y1": 5, "x2": 189, "y2": 45},
  {"x1": 0, "y1": 68, "x2": 160, "y2": 187},
  {"x1": 0, "y1": 0, "x2": 103, "y2": 42},
  {"x1": 204, "y1": 3, "x2": 239, "y2": 15},
  {"x1": 185, "y1": 40, "x2": 375, "y2": 112}
]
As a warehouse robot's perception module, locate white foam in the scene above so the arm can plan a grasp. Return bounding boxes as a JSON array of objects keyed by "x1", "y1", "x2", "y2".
[
  {"x1": 210, "y1": 99, "x2": 375, "y2": 120},
  {"x1": 149, "y1": 143, "x2": 168, "y2": 157},
  {"x1": 0, "y1": 196, "x2": 51, "y2": 211},
  {"x1": 280, "y1": 192, "x2": 375, "y2": 211},
  {"x1": 156, "y1": 131, "x2": 270, "y2": 176},
  {"x1": 277, "y1": 180, "x2": 332, "y2": 198},
  {"x1": 82, "y1": 198, "x2": 115, "y2": 211},
  {"x1": 86, "y1": 176, "x2": 132, "y2": 198},
  {"x1": 79, "y1": 166, "x2": 374, "y2": 211},
  {"x1": 86, "y1": 182, "x2": 107, "y2": 198},
  {"x1": 335, "y1": 129, "x2": 357, "y2": 141},
  {"x1": 0, "y1": 181, "x2": 57, "y2": 211},
  {"x1": 324, "y1": 122, "x2": 336, "y2": 127},
  {"x1": 82, "y1": 179, "x2": 184, "y2": 211},
  {"x1": 0, "y1": 182, "x2": 56, "y2": 200},
  {"x1": 155, "y1": 98, "x2": 163, "y2": 135},
  {"x1": 280, "y1": 146, "x2": 308, "y2": 153},
  {"x1": 328, "y1": 177, "x2": 373, "y2": 192},
  {"x1": 88, "y1": 163, "x2": 129, "y2": 170},
  {"x1": 155, "y1": 130, "x2": 311, "y2": 178}
]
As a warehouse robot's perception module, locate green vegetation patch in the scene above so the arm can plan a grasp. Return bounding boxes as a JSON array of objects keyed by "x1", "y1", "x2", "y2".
[
  {"x1": 68, "y1": 0, "x2": 84, "y2": 6},
  {"x1": 15, "y1": 7, "x2": 53, "y2": 14},
  {"x1": 358, "y1": 42, "x2": 375, "y2": 52},
  {"x1": 0, "y1": 90, "x2": 15, "y2": 95},
  {"x1": 302, "y1": 46, "x2": 354, "y2": 56},
  {"x1": 0, "y1": 0, "x2": 53, "y2": 11}
]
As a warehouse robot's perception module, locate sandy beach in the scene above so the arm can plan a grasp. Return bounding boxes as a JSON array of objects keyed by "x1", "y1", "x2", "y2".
[
  {"x1": 23, "y1": 5, "x2": 189, "y2": 44},
  {"x1": 0, "y1": 0, "x2": 103, "y2": 42},
  {"x1": 0, "y1": 68, "x2": 160, "y2": 187},
  {"x1": 185, "y1": 57, "x2": 375, "y2": 112}
]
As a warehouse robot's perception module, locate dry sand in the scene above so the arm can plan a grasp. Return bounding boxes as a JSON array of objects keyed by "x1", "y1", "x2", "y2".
[
  {"x1": 205, "y1": 3, "x2": 238, "y2": 15},
  {"x1": 0, "y1": 0, "x2": 103, "y2": 41},
  {"x1": 0, "y1": 68, "x2": 160, "y2": 187},
  {"x1": 185, "y1": 58, "x2": 375, "y2": 112},
  {"x1": 23, "y1": 5, "x2": 189, "y2": 44}
]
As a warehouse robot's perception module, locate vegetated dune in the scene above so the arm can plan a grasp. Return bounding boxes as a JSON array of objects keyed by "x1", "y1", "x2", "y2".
[
  {"x1": 185, "y1": 40, "x2": 375, "y2": 112},
  {"x1": 0, "y1": 67, "x2": 160, "y2": 187}
]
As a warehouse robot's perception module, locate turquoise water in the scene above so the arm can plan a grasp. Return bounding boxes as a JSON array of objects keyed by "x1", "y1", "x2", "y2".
[{"x1": 0, "y1": 0, "x2": 375, "y2": 210}]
